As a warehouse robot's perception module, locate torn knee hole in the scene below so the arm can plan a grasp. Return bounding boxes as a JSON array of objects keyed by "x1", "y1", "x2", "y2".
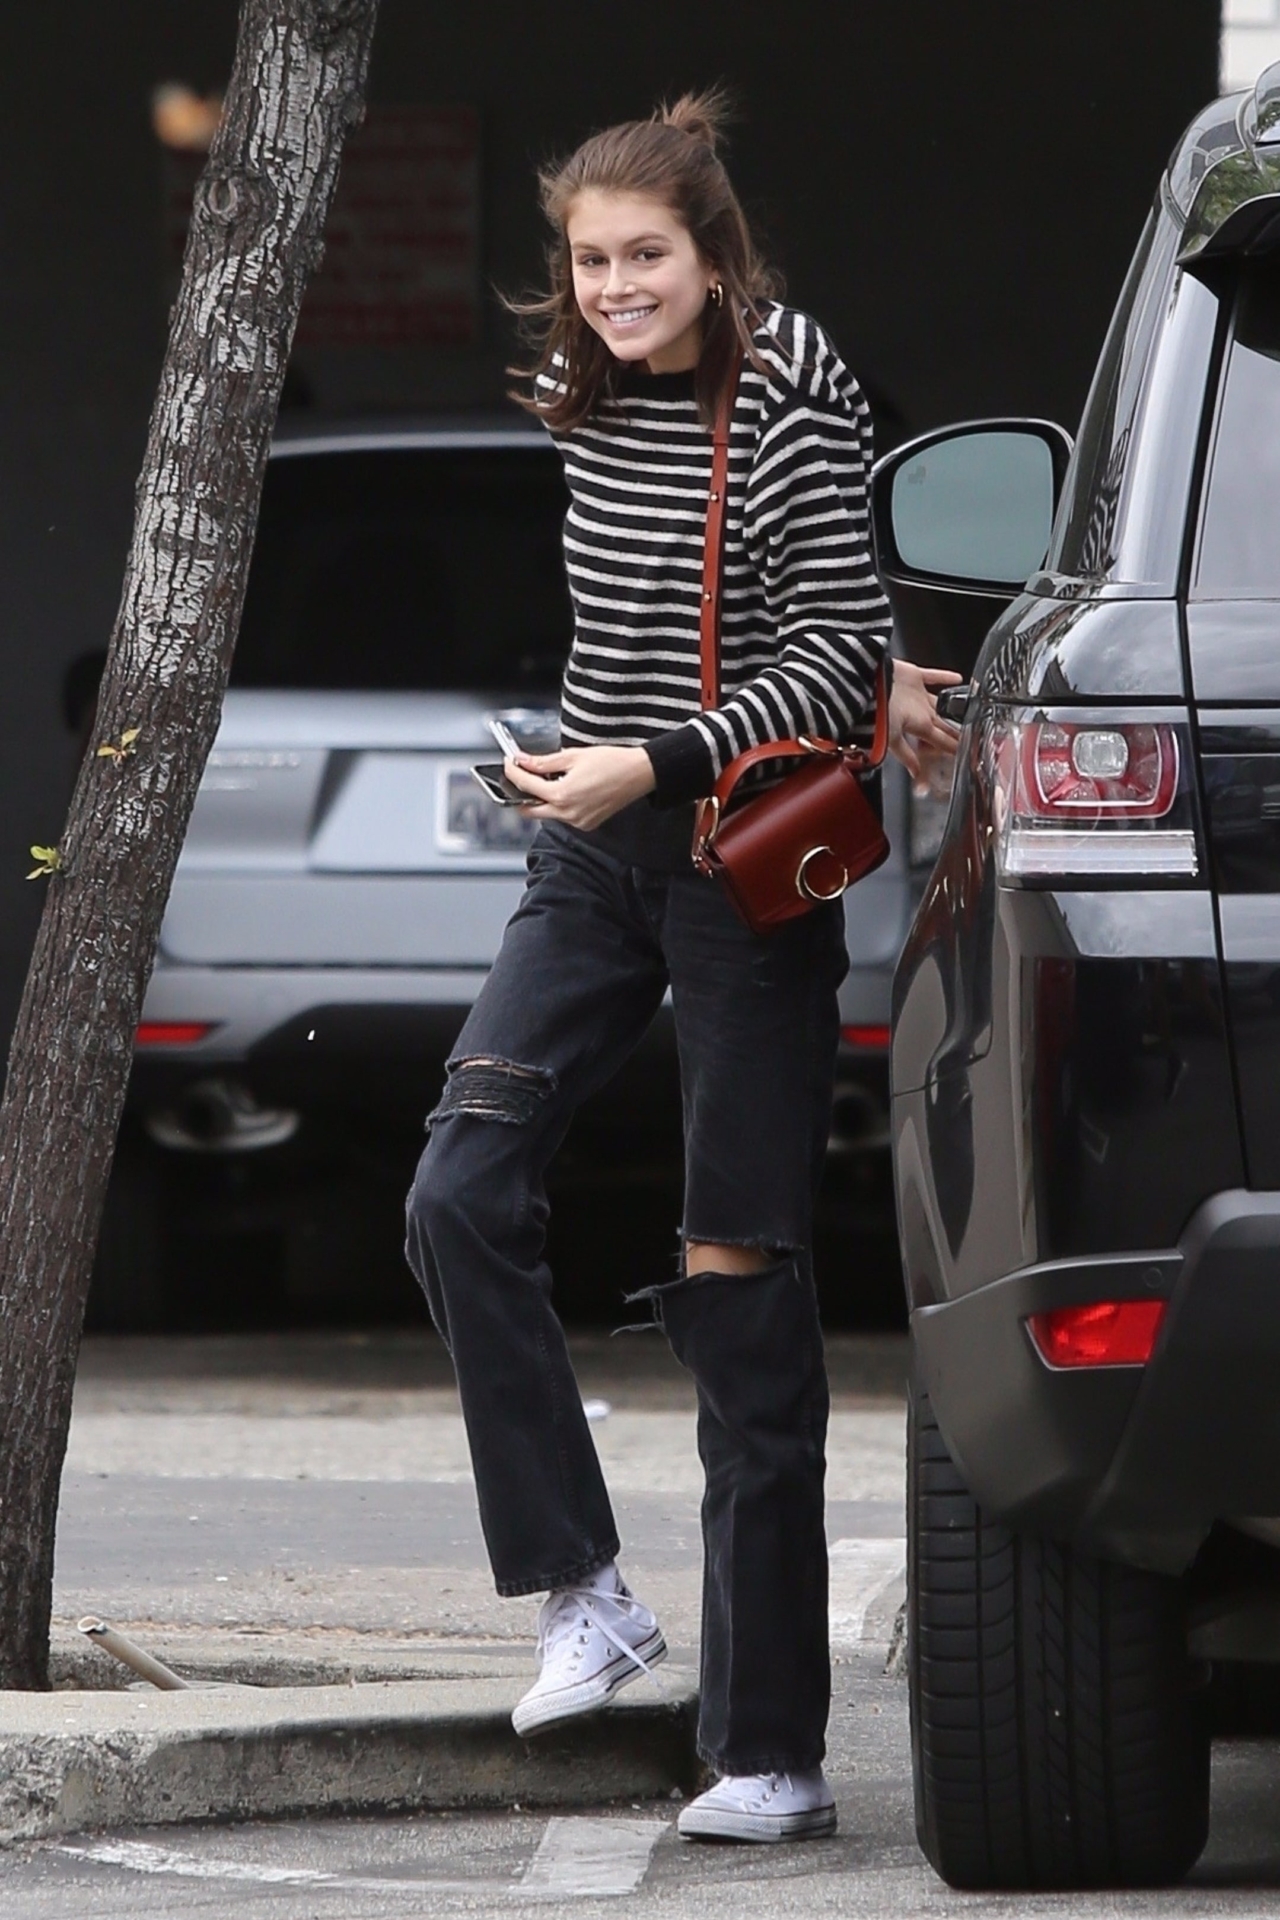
[
  {"x1": 681, "y1": 1230, "x2": 800, "y2": 1254},
  {"x1": 625, "y1": 1251, "x2": 799, "y2": 1313},
  {"x1": 686, "y1": 1240, "x2": 782, "y2": 1256},
  {"x1": 428, "y1": 1056, "x2": 555, "y2": 1126},
  {"x1": 683, "y1": 1237, "x2": 798, "y2": 1275}
]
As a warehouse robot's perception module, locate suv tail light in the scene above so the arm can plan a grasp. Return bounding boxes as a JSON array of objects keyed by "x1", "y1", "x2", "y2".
[
  {"x1": 135, "y1": 1022, "x2": 218, "y2": 1046},
  {"x1": 1027, "y1": 1299, "x2": 1167, "y2": 1368},
  {"x1": 841, "y1": 1024, "x2": 890, "y2": 1050},
  {"x1": 989, "y1": 713, "x2": 1198, "y2": 880},
  {"x1": 1023, "y1": 721, "x2": 1178, "y2": 817}
]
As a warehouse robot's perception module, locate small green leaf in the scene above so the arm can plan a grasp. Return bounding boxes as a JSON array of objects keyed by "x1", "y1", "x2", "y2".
[
  {"x1": 97, "y1": 727, "x2": 141, "y2": 763},
  {"x1": 27, "y1": 844, "x2": 63, "y2": 880}
]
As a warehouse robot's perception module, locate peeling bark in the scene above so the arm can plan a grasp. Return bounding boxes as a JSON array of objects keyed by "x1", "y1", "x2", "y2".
[{"x1": 0, "y1": 0, "x2": 381, "y2": 1689}]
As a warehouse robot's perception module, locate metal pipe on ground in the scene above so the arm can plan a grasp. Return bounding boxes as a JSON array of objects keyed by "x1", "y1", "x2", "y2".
[{"x1": 77, "y1": 1616, "x2": 191, "y2": 1691}]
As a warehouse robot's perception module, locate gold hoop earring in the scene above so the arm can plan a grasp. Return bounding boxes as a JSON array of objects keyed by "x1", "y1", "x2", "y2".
[{"x1": 710, "y1": 282, "x2": 724, "y2": 309}]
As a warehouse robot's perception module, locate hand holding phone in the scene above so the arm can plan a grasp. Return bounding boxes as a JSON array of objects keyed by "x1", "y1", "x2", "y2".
[
  {"x1": 475, "y1": 717, "x2": 565, "y2": 807},
  {"x1": 486, "y1": 716, "x2": 524, "y2": 761},
  {"x1": 470, "y1": 763, "x2": 535, "y2": 807},
  {"x1": 475, "y1": 719, "x2": 534, "y2": 806}
]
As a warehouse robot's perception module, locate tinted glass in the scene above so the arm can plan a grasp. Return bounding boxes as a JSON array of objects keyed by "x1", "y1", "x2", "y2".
[
  {"x1": 1196, "y1": 254, "x2": 1280, "y2": 599},
  {"x1": 1046, "y1": 211, "x2": 1165, "y2": 583},
  {"x1": 892, "y1": 431, "x2": 1055, "y2": 584},
  {"x1": 232, "y1": 446, "x2": 572, "y2": 691}
]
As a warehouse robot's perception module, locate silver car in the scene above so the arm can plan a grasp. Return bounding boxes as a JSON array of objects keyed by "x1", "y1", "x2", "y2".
[{"x1": 102, "y1": 416, "x2": 943, "y2": 1317}]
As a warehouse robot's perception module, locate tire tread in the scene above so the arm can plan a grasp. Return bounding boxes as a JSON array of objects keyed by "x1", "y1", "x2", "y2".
[{"x1": 908, "y1": 1384, "x2": 1209, "y2": 1889}]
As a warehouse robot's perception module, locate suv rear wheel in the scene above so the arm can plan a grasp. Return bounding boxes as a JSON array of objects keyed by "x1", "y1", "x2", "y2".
[{"x1": 909, "y1": 1383, "x2": 1209, "y2": 1889}]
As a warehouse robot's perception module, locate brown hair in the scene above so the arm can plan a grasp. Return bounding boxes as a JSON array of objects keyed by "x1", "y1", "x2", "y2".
[{"x1": 508, "y1": 88, "x2": 782, "y2": 433}]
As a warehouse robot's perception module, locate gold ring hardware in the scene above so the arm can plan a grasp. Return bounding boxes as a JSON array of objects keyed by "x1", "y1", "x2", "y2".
[
  {"x1": 796, "y1": 845, "x2": 849, "y2": 902},
  {"x1": 691, "y1": 795, "x2": 721, "y2": 871}
]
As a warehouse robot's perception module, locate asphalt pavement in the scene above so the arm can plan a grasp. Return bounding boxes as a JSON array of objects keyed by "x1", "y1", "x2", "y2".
[
  {"x1": 5, "y1": 1331, "x2": 1280, "y2": 1915},
  {"x1": 50, "y1": 1331, "x2": 906, "y2": 1663},
  {"x1": 9, "y1": 1682, "x2": 1280, "y2": 1917}
]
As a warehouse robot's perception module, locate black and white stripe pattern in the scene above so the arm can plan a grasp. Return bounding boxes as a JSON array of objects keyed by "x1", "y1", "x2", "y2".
[{"x1": 538, "y1": 304, "x2": 892, "y2": 805}]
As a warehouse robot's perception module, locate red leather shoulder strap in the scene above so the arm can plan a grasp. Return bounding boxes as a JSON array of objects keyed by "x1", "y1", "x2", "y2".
[
  {"x1": 865, "y1": 664, "x2": 890, "y2": 765},
  {"x1": 709, "y1": 663, "x2": 892, "y2": 808},
  {"x1": 698, "y1": 359, "x2": 890, "y2": 780},
  {"x1": 700, "y1": 364, "x2": 741, "y2": 711},
  {"x1": 712, "y1": 739, "x2": 812, "y2": 805}
]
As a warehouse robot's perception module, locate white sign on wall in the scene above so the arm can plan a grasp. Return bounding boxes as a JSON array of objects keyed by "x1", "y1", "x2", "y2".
[
  {"x1": 1222, "y1": 0, "x2": 1280, "y2": 92},
  {"x1": 165, "y1": 104, "x2": 481, "y2": 349}
]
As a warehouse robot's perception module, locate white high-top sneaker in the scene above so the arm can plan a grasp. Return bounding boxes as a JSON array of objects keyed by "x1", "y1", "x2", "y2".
[
  {"x1": 511, "y1": 1566, "x2": 666, "y2": 1738},
  {"x1": 677, "y1": 1768, "x2": 837, "y2": 1842}
]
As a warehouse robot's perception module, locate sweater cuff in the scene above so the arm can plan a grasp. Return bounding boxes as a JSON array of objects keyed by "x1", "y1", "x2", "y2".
[{"x1": 644, "y1": 724, "x2": 717, "y2": 807}]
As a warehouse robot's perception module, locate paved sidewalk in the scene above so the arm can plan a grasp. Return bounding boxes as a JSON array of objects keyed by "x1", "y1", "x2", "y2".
[
  {"x1": 55, "y1": 1331, "x2": 907, "y2": 1675},
  {"x1": 0, "y1": 1673, "x2": 700, "y2": 1845},
  {"x1": 1, "y1": 1332, "x2": 908, "y2": 1842}
]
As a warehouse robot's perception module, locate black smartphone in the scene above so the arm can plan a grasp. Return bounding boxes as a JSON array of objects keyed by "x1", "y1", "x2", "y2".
[{"x1": 470, "y1": 762, "x2": 535, "y2": 807}]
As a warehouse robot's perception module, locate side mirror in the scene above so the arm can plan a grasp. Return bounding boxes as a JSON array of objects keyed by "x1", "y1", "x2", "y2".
[{"x1": 872, "y1": 420, "x2": 1073, "y2": 596}]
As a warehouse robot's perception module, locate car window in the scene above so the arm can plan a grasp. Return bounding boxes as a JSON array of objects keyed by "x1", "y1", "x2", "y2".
[
  {"x1": 1044, "y1": 211, "x2": 1162, "y2": 584},
  {"x1": 1195, "y1": 253, "x2": 1280, "y2": 600},
  {"x1": 232, "y1": 446, "x2": 572, "y2": 691},
  {"x1": 1044, "y1": 208, "x2": 1219, "y2": 595}
]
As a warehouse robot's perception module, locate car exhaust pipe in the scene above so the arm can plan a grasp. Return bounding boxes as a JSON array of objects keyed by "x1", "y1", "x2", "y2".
[
  {"x1": 145, "y1": 1077, "x2": 299, "y2": 1153},
  {"x1": 828, "y1": 1081, "x2": 890, "y2": 1154}
]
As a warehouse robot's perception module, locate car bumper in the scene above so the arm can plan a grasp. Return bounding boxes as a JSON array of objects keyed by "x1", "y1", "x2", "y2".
[
  {"x1": 913, "y1": 1189, "x2": 1280, "y2": 1574},
  {"x1": 132, "y1": 964, "x2": 682, "y2": 1132},
  {"x1": 137, "y1": 941, "x2": 903, "y2": 1124},
  {"x1": 138, "y1": 963, "x2": 492, "y2": 1065}
]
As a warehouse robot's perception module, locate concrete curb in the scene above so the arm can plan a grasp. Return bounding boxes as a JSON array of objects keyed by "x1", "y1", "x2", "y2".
[
  {"x1": 48, "y1": 1630, "x2": 539, "y2": 1694},
  {"x1": 0, "y1": 1671, "x2": 700, "y2": 1845}
]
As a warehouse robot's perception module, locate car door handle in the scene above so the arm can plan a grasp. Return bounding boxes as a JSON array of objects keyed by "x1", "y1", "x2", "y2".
[{"x1": 936, "y1": 682, "x2": 978, "y2": 725}]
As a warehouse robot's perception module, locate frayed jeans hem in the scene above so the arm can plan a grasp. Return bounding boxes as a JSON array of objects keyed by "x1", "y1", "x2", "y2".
[
  {"x1": 697, "y1": 1742, "x2": 828, "y2": 1776},
  {"x1": 494, "y1": 1540, "x2": 621, "y2": 1600}
]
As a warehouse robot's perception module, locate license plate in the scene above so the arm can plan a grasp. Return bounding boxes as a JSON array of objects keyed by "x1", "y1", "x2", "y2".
[{"x1": 435, "y1": 766, "x2": 539, "y2": 855}]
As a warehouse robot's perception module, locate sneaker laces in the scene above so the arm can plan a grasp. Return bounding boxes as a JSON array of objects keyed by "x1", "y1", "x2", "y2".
[
  {"x1": 744, "y1": 1773, "x2": 787, "y2": 1809},
  {"x1": 716, "y1": 1772, "x2": 801, "y2": 1811},
  {"x1": 536, "y1": 1584, "x2": 664, "y2": 1694}
]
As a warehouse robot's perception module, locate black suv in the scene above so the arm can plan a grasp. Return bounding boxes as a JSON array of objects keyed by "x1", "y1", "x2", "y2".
[{"x1": 871, "y1": 69, "x2": 1280, "y2": 1891}]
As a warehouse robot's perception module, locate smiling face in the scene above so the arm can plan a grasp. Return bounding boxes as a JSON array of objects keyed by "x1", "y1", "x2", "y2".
[{"x1": 566, "y1": 190, "x2": 718, "y2": 374}]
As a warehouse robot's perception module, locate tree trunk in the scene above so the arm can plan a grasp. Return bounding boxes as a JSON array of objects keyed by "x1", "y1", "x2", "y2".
[{"x1": 0, "y1": 0, "x2": 380, "y2": 1689}]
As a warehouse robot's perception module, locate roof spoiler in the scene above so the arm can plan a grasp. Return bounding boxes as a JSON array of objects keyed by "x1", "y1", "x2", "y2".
[{"x1": 1179, "y1": 61, "x2": 1280, "y2": 266}]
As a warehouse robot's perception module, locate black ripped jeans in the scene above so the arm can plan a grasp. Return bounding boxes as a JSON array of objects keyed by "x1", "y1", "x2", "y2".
[{"x1": 405, "y1": 821, "x2": 848, "y2": 1773}]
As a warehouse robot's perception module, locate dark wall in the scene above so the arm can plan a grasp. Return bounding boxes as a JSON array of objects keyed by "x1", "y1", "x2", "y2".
[{"x1": 0, "y1": 0, "x2": 1221, "y2": 1043}]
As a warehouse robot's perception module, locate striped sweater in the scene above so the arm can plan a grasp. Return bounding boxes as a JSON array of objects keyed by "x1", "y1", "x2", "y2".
[{"x1": 538, "y1": 304, "x2": 892, "y2": 808}]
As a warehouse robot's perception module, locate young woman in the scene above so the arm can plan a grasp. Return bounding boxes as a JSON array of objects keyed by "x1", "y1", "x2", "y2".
[{"x1": 405, "y1": 90, "x2": 957, "y2": 1844}]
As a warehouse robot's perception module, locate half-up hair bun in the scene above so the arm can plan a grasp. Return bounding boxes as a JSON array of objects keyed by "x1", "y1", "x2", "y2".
[
  {"x1": 659, "y1": 86, "x2": 732, "y2": 156},
  {"x1": 509, "y1": 82, "x2": 781, "y2": 433}
]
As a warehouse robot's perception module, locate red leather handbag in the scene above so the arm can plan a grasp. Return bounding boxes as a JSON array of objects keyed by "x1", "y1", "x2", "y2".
[{"x1": 690, "y1": 368, "x2": 890, "y2": 935}]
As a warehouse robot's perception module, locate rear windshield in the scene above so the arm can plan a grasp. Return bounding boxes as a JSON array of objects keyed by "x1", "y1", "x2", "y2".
[
  {"x1": 232, "y1": 445, "x2": 572, "y2": 690},
  {"x1": 1195, "y1": 254, "x2": 1280, "y2": 599}
]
